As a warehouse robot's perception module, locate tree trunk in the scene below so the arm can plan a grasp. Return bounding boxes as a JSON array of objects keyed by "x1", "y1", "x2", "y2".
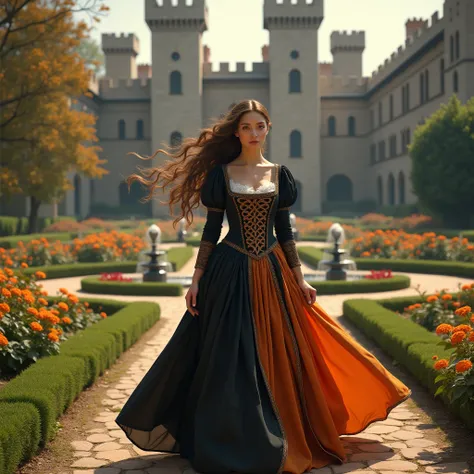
[{"x1": 27, "y1": 196, "x2": 41, "y2": 234}]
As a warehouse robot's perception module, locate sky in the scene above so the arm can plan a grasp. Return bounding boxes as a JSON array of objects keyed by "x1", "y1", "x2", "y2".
[{"x1": 86, "y1": 0, "x2": 445, "y2": 77}]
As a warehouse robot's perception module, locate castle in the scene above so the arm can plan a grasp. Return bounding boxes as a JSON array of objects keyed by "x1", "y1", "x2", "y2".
[{"x1": 6, "y1": 0, "x2": 474, "y2": 219}]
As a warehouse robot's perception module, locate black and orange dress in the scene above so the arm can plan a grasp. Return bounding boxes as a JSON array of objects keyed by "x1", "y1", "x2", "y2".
[{"x1": 116, "y1": 163, "x2": 411, "y2": 474}]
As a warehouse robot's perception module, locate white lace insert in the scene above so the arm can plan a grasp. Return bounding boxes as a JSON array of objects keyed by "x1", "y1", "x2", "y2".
[{"x1": 229, "y1": 179, "x2": 276, "y2": 194}]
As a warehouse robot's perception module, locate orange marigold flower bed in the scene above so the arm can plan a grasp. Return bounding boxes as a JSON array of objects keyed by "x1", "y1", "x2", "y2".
[
  {"x1": 436, "y1": 324, "x2": 454, "y2": 335},
  {"x1": 450, "y1": 331, "x2": 467, "y2": 345},
  {"x1": 434, "y1": 359, "x2": 449, "y2": 370},
  {"x1": 455, "y1": 305, "x2": 472, "y2": 317},
  {"x1": 455, "y1": 360, "x2": 473, "y2": 373}
]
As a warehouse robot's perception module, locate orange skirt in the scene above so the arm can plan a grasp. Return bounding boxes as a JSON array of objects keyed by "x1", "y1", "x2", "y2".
[{"x1": 249, "y1": 244, "x2": 411, "y2": 473}]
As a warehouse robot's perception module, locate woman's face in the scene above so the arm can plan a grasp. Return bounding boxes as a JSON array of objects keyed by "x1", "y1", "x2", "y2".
[{"x1": 235, "y1": 111, "x2": 269, "y2": 149}]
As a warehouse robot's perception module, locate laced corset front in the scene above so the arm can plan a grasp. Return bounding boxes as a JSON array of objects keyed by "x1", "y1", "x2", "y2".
[{"x1": 194, "y1": 163, "x2": 301, "y2": 271}]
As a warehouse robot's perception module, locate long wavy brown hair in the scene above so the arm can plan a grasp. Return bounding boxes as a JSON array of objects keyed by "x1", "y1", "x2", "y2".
[{"x1": 127, "y1": 99, "x2": 272, "y2": 228}]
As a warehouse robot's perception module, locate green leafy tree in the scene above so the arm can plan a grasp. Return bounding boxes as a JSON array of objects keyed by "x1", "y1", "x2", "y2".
[
  {"x1": 75, "y1": 36, "x2": 105, "y2": 75},
  {"x1": 410, "y1": 95, "x2": 474, "y2": 228}
]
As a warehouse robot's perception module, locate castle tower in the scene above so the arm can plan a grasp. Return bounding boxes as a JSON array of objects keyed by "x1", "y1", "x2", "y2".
[
  {"x1": 101, "y1": 33, "x2": 140, "y2": 79},
  {"x1": 330, "y1": 30, "x2": 365, "y2": 78},
  {"x1": 145, "y1": 0, "x2": 208, "y2": 217},
  {"x1": 263, "y1": 0, "x2": 324, "y2": 214},
  {"x1": 442, "y1": 0, "x2": 474, "y2": 103},
  {"x1": 405, "y1": 18, "x2": 428, "y2": 40}
]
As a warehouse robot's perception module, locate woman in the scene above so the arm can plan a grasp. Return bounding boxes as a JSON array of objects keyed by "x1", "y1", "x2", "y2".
[{"x1": 115, "y1": 100, "x2": 411, "y2": 474}]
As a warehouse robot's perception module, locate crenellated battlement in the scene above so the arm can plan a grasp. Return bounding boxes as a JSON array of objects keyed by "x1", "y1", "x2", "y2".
[
  {"x1": 98, "y1": 77, "x2": 151, "y2": 101},
  {"x1": 102, "y1": 33, "x2": 140, "y2": 55},
  {"x1": 202, "y1": 62, "x2": 269, "y2": 80},
  {"x1": 319, "y1": 75, "x2": 368, "y2": 96},
  {"x1": 145, "y1": 0, "x2": 208, "y2": 32},
  {"x1": 368, "y1": 10, "x2": 443, "y2": 89},
  {"x1": 263, "y1": 0, "x2": 324, "y2": 30},
  {"x1": 330, "y1": 30, "x2": 365, "y2": 53}
]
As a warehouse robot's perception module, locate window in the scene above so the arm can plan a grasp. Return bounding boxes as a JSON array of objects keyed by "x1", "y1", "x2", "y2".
[
  {"x1": 402, "y1": 83, "x2": 410, "y2": 114},
  {"x1": 378, "y1": 140, "x2": 386, "y2": 161},
  {"x1": 389, "y1": 135, "x2": 397, "y2": 158},
  {"x1": 348, "y1": 116, "x2": 356, "y2": 136},
  {"x1": 455, "y1": 31, "x2": 460, "y2": 60},
  {"x1": 406, "y1": 83, "x2": 410, "y2": 112},
  {"x1": 378, "y1": 101, "x2": 383, "y2": 126},
  {"x1": 425, "y1": 70, "x2": 430, "y2": 101},
  {"x1": 289, "y1": 69, "x2": 301, "y2": 93},
  {"x1": 370, "y1": 144, "x2": 376, "y2": 164},
  {"x1": 419, "y1": 73, "x2": 425, "y2": 104},
  {"x1": 290, "y1": 50, "x2": 299, "y2": 59},
  {"x1": 377, "y1": 176, "x2": 383, "y2": 205},
  {"x1": 171, "y1": 51, "x2": 180, "y2": 61},
  {"x1": 453, "y1": 70, "x2": 459, "y2": 93},
  {"x1": 450, "y1": 35, "x2": 454, "y2": 62},
  {"x1": 401, "y1": 128, "x2": 411, "y2": 153},
  {"x1": 136, "y1": 119, "x2": 144, "y2": 140},
  {"x1": 290, "y1": 130, "x2": 302, "y2": 158},
  {"x1": 398, "y1": 171, "x2": 406, "y2": 204},
  {"x1": 389, "y1": 94, "x2": 394, "y2": 120},
  {"x1": 326, "y1": 175, "x2": 353, "y2": 202},
  {"x1": 170, "y1": 71, "x2": 182, "y2": 95},
  {"x1": 328, "y1": 116, "x2": 336, "y2": 136},
  {"x1": 170, "y1": 131, "x2": 183, "y2": 147},
  {"x1": 387, "y1": 173, "x2": 395, "y2": 206},
  {"x1": 118, "y1": 119, "x2": 126, "y2": 139},
  {"x1": 440, "y1": 59, "x2": 445, "y2": 94}
]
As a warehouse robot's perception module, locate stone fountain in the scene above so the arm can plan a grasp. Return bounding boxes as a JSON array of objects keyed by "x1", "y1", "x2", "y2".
[
  {"x1": 142, "y1": 224, "x2": 169, "y2": 282},
  {"x1": 317, "y1": 223, "x2": 357, "y2": 281}
]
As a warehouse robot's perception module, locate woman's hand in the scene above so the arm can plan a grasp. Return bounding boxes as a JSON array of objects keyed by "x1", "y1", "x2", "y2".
[
  {"x1": 185, "y1": 282, "x2": 199, "y2": 317},
  {"x1": 298, "y1": 279, "x2": 317, "y2": 305}
]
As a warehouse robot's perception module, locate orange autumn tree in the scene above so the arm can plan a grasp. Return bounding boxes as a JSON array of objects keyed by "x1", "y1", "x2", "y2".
[{"x1": 0, "y1": 0, "x2": 109, "y2": 232}]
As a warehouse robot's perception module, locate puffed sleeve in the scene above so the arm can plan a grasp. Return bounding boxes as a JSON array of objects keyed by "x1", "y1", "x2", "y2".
[
  {"x1": 274, "y1": 165, "x2": 301, "y2": 268},
  {"x1": 194, "y1": 165, "x2": 226, "y2": 270}
]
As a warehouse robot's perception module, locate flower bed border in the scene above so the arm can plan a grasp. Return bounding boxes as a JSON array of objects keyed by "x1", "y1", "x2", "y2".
[
  {"x1": 0, "y1": 299, "x2": 160, "y2": 474},
  {"x1": 307, "y1": 275, "x2": 411, "y2": 295},
  {"x1": 81, "y1": 277, "x2": 183, "y2": 297},
  {"x1": 298, "y1": 246, "x2": 474, "y2": 279},
  {"x1": 16, "y1": 246, "x2": 193, "y2": 280},
  {"x1": 342, "y1": 295, "x2": 474, "y2": 431}
]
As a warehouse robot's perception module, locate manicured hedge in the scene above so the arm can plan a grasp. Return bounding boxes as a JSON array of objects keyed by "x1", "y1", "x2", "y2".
[
  {"x1": 298, "y1": 246, "x2": 474, "y2": 279},
  {"x1": 15, "y1": 246, "x2": 192, "y2": 280},
  {"x1": 0, "y1": 232, "x2": 73, "y2": 249},
  {"x1": 0, "y1": 300, "x2": 160, "y2": 474},
  {"x1": 81, "y1": 277, "x2": 183, "y2": 297},
  {"x1": 343, "y1": 297, "x2": 474, "y2": 430},
  {"x1": 308, "y1": 275, "x2": 410, "y2": 295},
  {"x1": 46, "y1": 296, "x2": 128, "y2": 316}
]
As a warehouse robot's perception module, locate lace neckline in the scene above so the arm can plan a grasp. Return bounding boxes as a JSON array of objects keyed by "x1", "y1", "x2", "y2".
[
  {"x1": 229, "y1": 179, "x2": 276, "y2": 194},
  {"x1": 223, "y1": 164, "x2": 279, "y2": 197}
]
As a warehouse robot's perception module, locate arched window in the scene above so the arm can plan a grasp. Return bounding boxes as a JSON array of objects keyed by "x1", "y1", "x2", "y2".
[
  {"x1": 119, "y1": 181, "x2": 152, "y2": 215},
  {"x1": 389, "y1": 94, "x2": 394, "y2": 120},
  {"x1": 294, "y1": 180, "x2": 302, "y2": 212},
  {"x1": 348, "y1": 116, "x2": 356, "y2": 136},
  {"x1": 398, "y1": 171, "x2": 405, "y2": 205},
  {"x1": 455, "y1": 31, "x2": 460, "y2": 59},
  {"x1": 387, "y1": 173, "x2": 395, "y2": 206},
  {"x1": 289, "y1": 69, "x2": 301, "y2": 93},
  {"x1": 450, "y1": 35, "x2": 454, "y2": 62},
  {"x1": 136, "y1": 119, "x2": 144, "y2": 139},
  {"x1": 440, "y1": 59, "x2": 445, "y2": 94},
  {"x1": 328, "y1": 116, "x2": 336, "y2": 136},
  {"x1": 453, "y1": 70, "x2": 459, "y2": 93},
  {"x1": 290, "y1": 130, "x2": 302, "y2": 158},
  {"x1": 74, "y1": 174, "x2": 81, "y2": 216},
  {"x1": 170, "y1": 71, "x2": 182, "y2": 95},
  {"x1": 118, "y1": 119, "x2": 126, "y2": 139},
  {"x1": 377, "y1": 176, "x2": 383, "y2": 206},
  {"x1": 326, "y1": 174, "x2": 353, "y2": 202},
  {"x1": 170, "y1": 131, "x2": 183, "y2": 147}
]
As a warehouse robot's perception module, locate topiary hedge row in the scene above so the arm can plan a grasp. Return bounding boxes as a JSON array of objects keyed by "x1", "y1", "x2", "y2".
[
  {"x1": 307, "y1": 275, "x2": 411, "y2": 295},
  {"x1": 342, "y1": 297, "x2": 474, "y2": 430},
  {"x1": 0, "y1": 300, "x2": 160, "y2": 474},
  {"x1": 81, "y1": 277, "x2": 183, "y2": 297},
  {"x1": 17, "y1": 246, "x2": 193, "y2": 280},
  {"x1": 298, "y1": 246, "x2": 474, "y2": 278}
]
